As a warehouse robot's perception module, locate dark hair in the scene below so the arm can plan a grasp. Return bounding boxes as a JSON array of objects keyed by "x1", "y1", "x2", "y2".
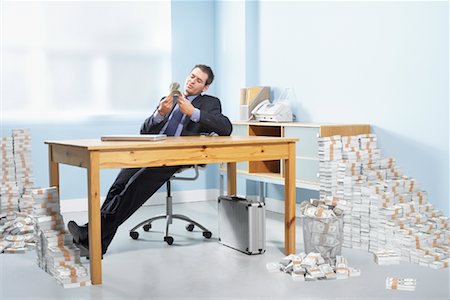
[{"x1": 193, "y1": 64, "x2": 214, "y2": 86}]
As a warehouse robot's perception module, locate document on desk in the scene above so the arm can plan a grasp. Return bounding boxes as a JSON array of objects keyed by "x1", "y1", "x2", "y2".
[{"x1": 101, "y1": 134, "x2": 167, "y2": 142}]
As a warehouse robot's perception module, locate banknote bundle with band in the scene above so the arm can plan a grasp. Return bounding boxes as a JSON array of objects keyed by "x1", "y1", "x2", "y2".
[
  {"x1": 318, "y1": 133, "x2": 449, "y2": 269},
  {"x1": 385, "y1": 277, "x2": 416, "y2": 291},
  {"x1": 33, "y1": 187, "x2": 91, "y2": 288},
  {"x1": 267, "y1": 252, "x2": 360, "y2": 281}
]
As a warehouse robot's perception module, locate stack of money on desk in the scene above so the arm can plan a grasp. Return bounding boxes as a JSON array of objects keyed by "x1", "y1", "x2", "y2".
[
  {"x1": 317, "y1": 133, "x2": 450, "y2": 269},
  {"x1": 267, "y1": 252, "x2": 360, "y2": 281},
  {"x1": 33, "y1": 187, "x2": 91, "y2": 288}
]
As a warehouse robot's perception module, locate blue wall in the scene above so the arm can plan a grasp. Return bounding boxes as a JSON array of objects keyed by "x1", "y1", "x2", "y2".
[
  {"x1": 3, "y1": 1, "x2": 449, "y2": 215},
  {"x1": 215, "y1": 1, "x2": 449, "y2": 214}
]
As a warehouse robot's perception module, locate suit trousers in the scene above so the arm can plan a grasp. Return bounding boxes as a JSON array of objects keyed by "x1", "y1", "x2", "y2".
[{"x1": 98, "y1": 166, "x2": 181, "y2": 250}]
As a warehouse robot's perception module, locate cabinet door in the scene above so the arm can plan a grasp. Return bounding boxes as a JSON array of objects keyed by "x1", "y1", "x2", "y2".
[
  {"x1": 296, "y1": 158, "x2": 319, "y2": 183},
  {"x1": 284, "y1": 126, "x2": 319, "y2": 158},
  {"x1": 231, "y1": 124, "x2": 249, "y2": 172}
]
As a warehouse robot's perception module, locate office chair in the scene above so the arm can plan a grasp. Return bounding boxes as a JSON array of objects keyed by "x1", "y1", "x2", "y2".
[{"x1": 129, "y1": 165, "x2": 212, "y2": 245}]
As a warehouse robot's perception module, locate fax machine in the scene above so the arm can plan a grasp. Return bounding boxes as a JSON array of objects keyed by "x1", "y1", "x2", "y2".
[{"x1": 251, "y1": 99, "x2": 293, "y2": 122}]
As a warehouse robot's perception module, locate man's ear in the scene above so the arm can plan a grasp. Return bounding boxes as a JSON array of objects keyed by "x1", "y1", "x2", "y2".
[{"x1": 202, "y1": 85, "x2": 209, "y2": 93}]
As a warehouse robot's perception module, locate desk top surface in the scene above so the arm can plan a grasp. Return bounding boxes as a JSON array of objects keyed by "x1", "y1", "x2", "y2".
[{"x1": 45, "y1": 135, "x2": 298, "y2": 151}]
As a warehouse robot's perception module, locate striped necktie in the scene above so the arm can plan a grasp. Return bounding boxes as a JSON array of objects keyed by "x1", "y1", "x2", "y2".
[{"x1": 164, "y1": 96, "x2": 184, "y2": 136}]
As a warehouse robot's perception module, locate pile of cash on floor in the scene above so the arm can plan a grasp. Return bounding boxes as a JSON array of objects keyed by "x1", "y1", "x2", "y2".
[
  {"x1": 1, "y1": 129, "x2": 89, "y2": 288},
  {"x1": 318, "y1": 133, "x2": 449, "y2": 269},
  {"x1": 33, "y1": 187, "x2": 91, "y2": 288},
  {"x1": 266, "y1": 252, "x2": 360, "y2": 281},
  {"x1": 1, "y1": 129, "x2": 36, "y2": 253}
]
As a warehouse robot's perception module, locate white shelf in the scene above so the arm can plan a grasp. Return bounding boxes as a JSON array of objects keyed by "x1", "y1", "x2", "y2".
[{"x1": 219, "y1": 169, "x2": 320, "y2": 191}]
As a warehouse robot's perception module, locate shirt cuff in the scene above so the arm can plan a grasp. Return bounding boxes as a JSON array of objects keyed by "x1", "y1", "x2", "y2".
[
  {"x1": 152, "y1": 110, "x2": 165, "y2": 124},
  {"x1": 190, "y1": 108, "x2": 201, "y2": 123}
]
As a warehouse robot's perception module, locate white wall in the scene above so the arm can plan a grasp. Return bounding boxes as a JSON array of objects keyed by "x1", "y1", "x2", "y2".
[{"x1": 216, "y1": 1, "x2": 449, "y2": 214}]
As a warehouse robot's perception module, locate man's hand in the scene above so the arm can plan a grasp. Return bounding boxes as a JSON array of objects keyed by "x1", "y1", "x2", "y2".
[
  {"x1": 157, "y1": 96, "x2": 174, "y2": 116},
  {"x1": 177, "y1": 95, "x2": 195, "y2": 116}
]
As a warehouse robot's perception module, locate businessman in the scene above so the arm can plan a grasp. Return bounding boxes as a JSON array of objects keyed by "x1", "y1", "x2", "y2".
[{"x1": 68, "y1": 64, "x2": 233, "y2": 256}]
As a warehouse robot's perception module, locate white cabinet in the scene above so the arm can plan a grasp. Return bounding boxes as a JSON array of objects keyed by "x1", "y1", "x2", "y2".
[{"x1": 228, "y1": 121, "x2": 370, "y2": 191}]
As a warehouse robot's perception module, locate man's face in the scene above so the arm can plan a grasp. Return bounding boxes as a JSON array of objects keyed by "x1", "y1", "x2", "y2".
[{"x1": 184, "y1": 67, "x2": 209, "y2": 96}]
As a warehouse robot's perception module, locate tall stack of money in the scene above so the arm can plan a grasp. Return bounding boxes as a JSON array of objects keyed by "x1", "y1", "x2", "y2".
[
  {"x1": 12, "y1": 129, "x2": 35, "y2": 214},
  {"x1": 1, "y1": 136, "x2": 19, "y2": 218},
  {"x1": 337, "y1": 136, "x2": 368, "y2": 250},
  {"x1": 318, "y1": 132, "x2": 450, "y2": 269},
  {"x1": 318, "y1": 136, "x2": 342, "y2": 199},
  {"x1": 32, "y1": 187, "x2": 91, "y2": 288}
]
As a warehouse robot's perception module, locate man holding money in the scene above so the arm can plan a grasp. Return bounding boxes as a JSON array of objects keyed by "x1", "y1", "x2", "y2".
[{"x1": 68, "y1": 64, "x2": 232, "y2": 256}]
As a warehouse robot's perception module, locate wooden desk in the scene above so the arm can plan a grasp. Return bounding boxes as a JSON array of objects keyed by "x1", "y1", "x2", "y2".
[{"x1": 45, "y1": 136, "x2": 298, "y2": 285}]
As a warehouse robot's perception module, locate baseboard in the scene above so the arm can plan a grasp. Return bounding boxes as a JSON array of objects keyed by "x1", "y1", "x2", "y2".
[
  {"x1": 60, "y1": 189, "x2": 220, "y2": 213},
  {"x1": 60, "y1": 189, "x2": 303, "y2": 216}
]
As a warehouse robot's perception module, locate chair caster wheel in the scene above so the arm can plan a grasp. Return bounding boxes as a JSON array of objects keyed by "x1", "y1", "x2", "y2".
[
  {"x1": 203, "y1": 231, "x2": 212, "y2": 239},
  {"x1": 186, "y1": 224, "x2": 194, "y2": 232},
  {"x1": 130, "y1": 231, "x2": 139, "y2": 240},
  {"x1": 164, "y1": 236, "x2": 174, "y2": 245},
  {"x1": 143, "y1": 224, "x2": 152, "y2": 231}
]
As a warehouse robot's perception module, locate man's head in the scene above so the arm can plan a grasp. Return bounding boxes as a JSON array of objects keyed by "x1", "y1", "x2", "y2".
[{"x1": 184, "y1": 64, "x2": 214, "y2": 96}]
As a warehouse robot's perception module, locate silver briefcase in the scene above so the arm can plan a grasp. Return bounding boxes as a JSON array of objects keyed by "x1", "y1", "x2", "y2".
[{"x1": 218, "y1": 196, "x2": 266, "y2": 255}]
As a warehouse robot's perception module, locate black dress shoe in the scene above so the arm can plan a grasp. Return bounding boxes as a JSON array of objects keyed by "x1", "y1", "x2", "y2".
[
  {"x1": 68, "y1": 221, "x2": 106, "y2": 259},
  {"x1": 68, "y1": 221, "x2": 88, "y2": 245}
]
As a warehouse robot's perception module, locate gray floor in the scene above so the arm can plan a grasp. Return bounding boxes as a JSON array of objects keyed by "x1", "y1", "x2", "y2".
[{"x1": 1, "y1": 200, "x2": 449, "y2": 300}]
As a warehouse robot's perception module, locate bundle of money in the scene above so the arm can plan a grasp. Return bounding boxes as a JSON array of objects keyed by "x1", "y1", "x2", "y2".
[
  {"x1": 0, "y1": 212, "x2": 36, "y2": 253},
  {"x1": 373, "y1": 249, "x2": 401, "y2": 265},
  {"x1": 385, "y1": 277, "x2": 416, "y2": 291},
  {"x1": 267, "y1": 252, "x2": 360, "y2": 282},
  {"x1": 32, "y1": 187, "x2": 91, "y2": 288}
]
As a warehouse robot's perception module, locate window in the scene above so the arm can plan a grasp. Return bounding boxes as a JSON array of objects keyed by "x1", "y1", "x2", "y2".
[{"x1": 1, "y1": 1, "x2": 171, "y2": 120}]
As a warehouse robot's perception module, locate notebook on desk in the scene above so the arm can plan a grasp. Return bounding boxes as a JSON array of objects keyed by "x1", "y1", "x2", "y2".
[{"x1": 101, "y1": 134, "x2": 167, "y2": 142}]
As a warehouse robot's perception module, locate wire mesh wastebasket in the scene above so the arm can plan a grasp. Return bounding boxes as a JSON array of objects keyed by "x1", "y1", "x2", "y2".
[{"x1": 302, "y1": 215, "x2": 343, "y2": 264}]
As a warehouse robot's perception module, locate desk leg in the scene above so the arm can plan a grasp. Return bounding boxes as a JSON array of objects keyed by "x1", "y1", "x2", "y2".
[
  {"x1": 284, "y1": 142, "x2": 296, "y2": 255},
  {"x1": 87, "y1": 152, "x2": 102, "y2": 285},
  {"x1": 48, "y1": 145, "x2": 59, "y2": 190},
  {"x1": 227, "y1": 162, "x2": 237, "y2": 196}
]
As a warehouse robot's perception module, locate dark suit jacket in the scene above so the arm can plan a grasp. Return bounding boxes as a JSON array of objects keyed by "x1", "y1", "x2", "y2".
[{"x1": 140, "y1": 94, "x2": 233, "y2": 136}]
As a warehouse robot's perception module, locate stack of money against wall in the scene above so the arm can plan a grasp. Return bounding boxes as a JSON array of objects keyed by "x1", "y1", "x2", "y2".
[{"x1": 318, "y1": 134, "x2": 449, "y2": 269}]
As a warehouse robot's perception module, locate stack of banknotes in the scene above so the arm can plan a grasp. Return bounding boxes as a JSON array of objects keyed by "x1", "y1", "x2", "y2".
[
  {"x1": 317, "y1": 133, "x2": 450, "y2": 269},
  {"x1": 267, "y1": 252, "x2": 360, "y2": 281},
  {"x1": 33, "y1": 187, "x2": 91, "y2": 288},
  {"x1": 385, "y1": 277, "x2": 416, "y2": 291},
  {"x1": 12, "y1": 129, "x2": 35, "y2": 198},
  {"x1": 1, "y1": 136, "x2": 19, "y2": 216}
]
